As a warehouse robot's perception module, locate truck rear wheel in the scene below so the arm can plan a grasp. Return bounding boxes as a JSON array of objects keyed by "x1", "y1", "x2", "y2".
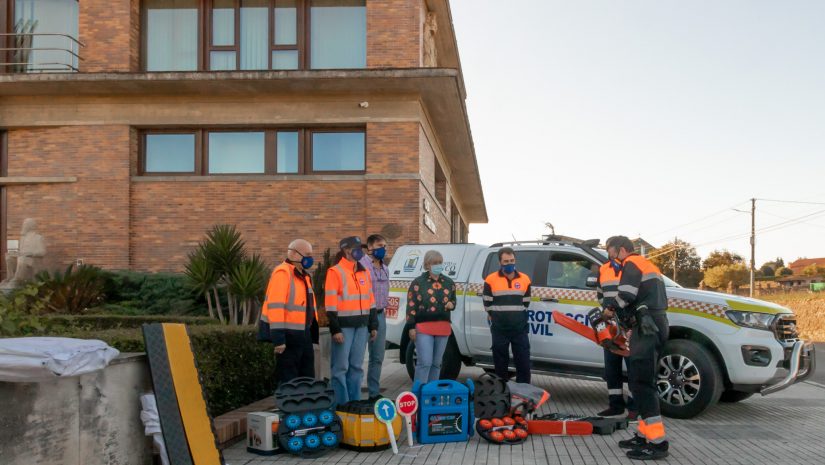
[
  {"x1": 658, "y1": 339, "x2": 723, "y2": 419},
  {"x1": 405, "y1": 335, "x2": 462, "y2": 381}
]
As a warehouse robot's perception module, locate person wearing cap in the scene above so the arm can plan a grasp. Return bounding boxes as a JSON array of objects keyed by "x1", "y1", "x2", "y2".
[
  {"x1": 325, "y1": 236, "x2": 378, "y2": 404},
  {"x1": 359, "y1": 234, "x2": 390, "y2": 400},
  {"x1": 260, "y1": 239, "x2": 317, "y2": 384}
]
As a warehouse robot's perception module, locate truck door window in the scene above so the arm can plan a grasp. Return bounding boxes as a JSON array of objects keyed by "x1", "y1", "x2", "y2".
[
  {"x1": 546, "y1": 253, "x2": 599, "y2": 289},
  {"x1": 482, "y1": 251, "x2": 541, "y2": 280}
]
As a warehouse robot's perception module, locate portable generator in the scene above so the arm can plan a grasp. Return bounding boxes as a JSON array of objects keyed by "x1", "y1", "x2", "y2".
[{"x1": 413, "y1": 379, "x2": 474, "y2": 444}]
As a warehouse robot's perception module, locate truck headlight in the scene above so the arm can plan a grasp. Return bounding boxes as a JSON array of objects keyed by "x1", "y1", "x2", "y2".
[{"x1": 726, "y1": 310, "x2": 776, "y2": 331}]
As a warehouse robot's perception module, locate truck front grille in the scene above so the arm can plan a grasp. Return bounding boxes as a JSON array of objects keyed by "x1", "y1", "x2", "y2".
[{"x1": 773, "y1": 314, "x2": 799, "y2": 342}]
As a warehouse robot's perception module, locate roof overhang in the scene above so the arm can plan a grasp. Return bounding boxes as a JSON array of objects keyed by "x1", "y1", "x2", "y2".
[{"x1": 0, "y1": 69, "x2": 488, "y2": 223}]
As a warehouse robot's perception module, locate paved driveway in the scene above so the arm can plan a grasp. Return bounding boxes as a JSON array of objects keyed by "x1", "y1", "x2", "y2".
[{"x1": 226, "y1": 349, "x2": 823, "y2": 465}]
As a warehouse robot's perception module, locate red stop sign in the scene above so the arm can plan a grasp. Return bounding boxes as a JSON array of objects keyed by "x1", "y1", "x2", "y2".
[{"x1": 396, "y1": 392, "x2": 418, "y2": 416}]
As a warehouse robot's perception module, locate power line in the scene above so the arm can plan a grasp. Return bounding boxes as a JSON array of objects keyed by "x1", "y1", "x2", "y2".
[
  {"x1": 756, "y1": 198, "x2": 825, "y2": 206},
  {"x1": 645, "y1": 207, "x2": 825, "y2": 260},
  {"x1": 646, "y1": 200, "x2": 750, "y2": 239},
  {"x1": 760, "y1": 209, "x2": 825, "y2": 230}
]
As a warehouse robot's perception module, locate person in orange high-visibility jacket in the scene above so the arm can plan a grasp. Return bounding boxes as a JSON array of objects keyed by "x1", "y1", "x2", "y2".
[
  {"x1": 325, "y1": 236, "x2": 378, "y2": 405},
  {"x1": 483, "y1": 247, "x2": 533, "y2": 383},
  {"x1": 601, "y1": 236, "x2": 670, "y2": 461},
  {"x1": 260, "y1": 239, "x2": 318, "y2": 385}
]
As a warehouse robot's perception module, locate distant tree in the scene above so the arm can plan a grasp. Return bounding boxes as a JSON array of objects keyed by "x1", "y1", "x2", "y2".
[
  {"x1": 703, "y1": 249, "x2": 745, "y2": 270},
  {"x1": 801, "y1": 264, "x2": 825, "y2": 277},
  {"x1": 650, "y1": 239, "x2": 703, "y2": 288},
  {"x1": 775, "y1": 266, "x2": 793, "y2": 276},
  {"x1": 703, "y1": 264, "x2": 749, "y2": 289},
  {"x1": 759, "y1": 265, "x2": 775, "y2": 277}
]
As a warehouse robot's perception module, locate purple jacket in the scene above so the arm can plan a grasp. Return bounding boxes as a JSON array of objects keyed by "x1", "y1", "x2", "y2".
[{"x1": 359, "y1": 254, "x2": 389, "y2": 310}]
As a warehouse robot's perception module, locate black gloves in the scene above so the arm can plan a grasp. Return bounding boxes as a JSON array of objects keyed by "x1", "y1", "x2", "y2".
[{"x1": 637, "y1": 305, "x2": 659, "y2": 336}]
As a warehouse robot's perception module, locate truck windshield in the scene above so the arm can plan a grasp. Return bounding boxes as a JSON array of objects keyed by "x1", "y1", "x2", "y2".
[{"x1": 591, "y1": 249, "x2": 682, "y2": 288}]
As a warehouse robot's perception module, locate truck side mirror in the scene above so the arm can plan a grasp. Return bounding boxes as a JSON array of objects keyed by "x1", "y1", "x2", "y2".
[{"x1": 585, "y1": 274, "x2": 598, "y2": 288}]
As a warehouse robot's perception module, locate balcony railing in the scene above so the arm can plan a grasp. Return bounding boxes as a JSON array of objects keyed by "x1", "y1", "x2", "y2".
[{"x1": 0, "y1": 33, "x2": 85, "y2": 73}]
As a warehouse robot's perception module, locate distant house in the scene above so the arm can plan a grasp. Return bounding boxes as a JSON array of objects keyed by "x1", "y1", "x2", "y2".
[
  {"x1": 632, "y1": 238, "x2": 657, "y2": 257},
  {"x1": 788, "y1": 258, "x2": 825, "y2": 275},
  {"x1": 777, "y1": 275, "x2": 823, "y2": 289},
  {"x1": 778, "y1": 258, "x2": 825, "y2": 289}
]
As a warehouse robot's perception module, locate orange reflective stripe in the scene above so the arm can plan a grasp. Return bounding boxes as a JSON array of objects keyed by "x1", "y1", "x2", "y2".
[
  {"x1": 638, "y1": 419, "x2": 647, "y2": 436},
  {"x1": 642, "y1": 417, "x2": 666, "y2": 442}
]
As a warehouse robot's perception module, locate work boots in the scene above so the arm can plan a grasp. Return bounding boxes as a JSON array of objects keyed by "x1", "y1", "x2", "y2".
[
  {"x1": 626, "y1": 441, "x2": 670, "y2": 460},
  {"x1": 618, "y1": 434, "x2": 646, "y2": 450}
]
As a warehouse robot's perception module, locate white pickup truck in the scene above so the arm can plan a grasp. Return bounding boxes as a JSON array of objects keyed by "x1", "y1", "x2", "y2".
[{"x1": 384, "y1": 240, "x2": 816, "y2": 418}]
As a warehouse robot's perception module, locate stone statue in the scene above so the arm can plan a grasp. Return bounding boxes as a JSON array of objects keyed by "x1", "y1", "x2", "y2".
[
  {"x1": 1, "y1": 218, "x2": 47, "y2": 289},
  {"x1": 423, "y1": 11, "x2": 438, "y2": 67}
]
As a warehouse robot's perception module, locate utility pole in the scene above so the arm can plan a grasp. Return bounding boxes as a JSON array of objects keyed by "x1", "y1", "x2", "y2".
[
  {"x1": 750, "y1": 198, "x2": 756, "y2": 297},
  {"x1": 673, "y1": 236, "x2": 678, "y2": 282}
]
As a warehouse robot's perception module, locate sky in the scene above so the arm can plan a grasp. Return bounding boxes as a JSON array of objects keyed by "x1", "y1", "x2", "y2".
[{"x1": 454, "y1": 0, "x2": 825, "y2": 267}]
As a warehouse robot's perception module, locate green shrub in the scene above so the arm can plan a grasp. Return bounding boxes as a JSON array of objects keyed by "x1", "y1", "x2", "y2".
[
  {"x1": 102, "y1": 271, "x2": 204, "y2": 316},
  {"x1": 40, "y1": 314, "x2": 218, "y2": 334},
  {"x1": 0, "y1": 283, "x2": 46, "y2": 336},
  {"x1": 36, "y1": 265, "x2": 107, "y2": 314},
  {"x1": 60, "y1": 325, "x2": 276, "y2": 417}
]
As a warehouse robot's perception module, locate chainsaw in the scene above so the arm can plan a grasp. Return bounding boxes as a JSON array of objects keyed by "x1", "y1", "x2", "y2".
[{"x1": 552, "y1": 308, "x2": 630, "y2": 357}]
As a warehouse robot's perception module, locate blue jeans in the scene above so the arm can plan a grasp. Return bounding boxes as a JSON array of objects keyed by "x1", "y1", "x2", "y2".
[
  {"x1": 330, "y1": 326, "x2": 369, "y2": 405},
  {"x1": 367, "y1": 312, "x2": 387, "y2": 398},
  {"x1": 414, "y1": 332, "x2": 449, "y2": 384}
]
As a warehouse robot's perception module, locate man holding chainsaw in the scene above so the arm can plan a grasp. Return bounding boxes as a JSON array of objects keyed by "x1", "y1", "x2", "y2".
[
  {"x1": 601, "y1": 236, "x2": 670, "y2": 460},
  {"x1": 596, "y1": 260, "x2": 638, "y2": 422}
]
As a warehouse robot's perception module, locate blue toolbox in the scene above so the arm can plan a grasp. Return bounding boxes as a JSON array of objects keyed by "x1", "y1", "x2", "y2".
[{"x1": 413, "y1": 379, "x2": 474, "y2": 444}]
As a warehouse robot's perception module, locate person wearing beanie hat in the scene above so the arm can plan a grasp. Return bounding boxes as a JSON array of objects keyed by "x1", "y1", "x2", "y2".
[{"x1": 325, "y1": 236, "x2": 378, "y2": 404}]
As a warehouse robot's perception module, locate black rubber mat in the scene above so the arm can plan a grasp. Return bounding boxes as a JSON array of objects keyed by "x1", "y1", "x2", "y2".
[{"x1": 142, "y1": 323, "x2": 194, "y2": 465}]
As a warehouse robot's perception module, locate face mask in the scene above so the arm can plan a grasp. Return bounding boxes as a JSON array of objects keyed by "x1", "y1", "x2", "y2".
[
  {"x1": 351, "y1": 247, "x2": 365, "y2": 261},
  {"x1": 371, "y1": 247, "x2": 387, "y2": 261},
  {"x1": 300, "y1": 256, "x2": 314, "y2": 269},
  {"x1": 502, "y1": 264, "x2": 516, "y2": 274},
  {"x1": 610, "y1": 259, "x2": 622, "y2": 273},
  {"x1": 289, "y1": 249, "x2": 314, "y2": 270},
  {"x1": 431, "y1": 264, "x2": 445, "y2": 275}
]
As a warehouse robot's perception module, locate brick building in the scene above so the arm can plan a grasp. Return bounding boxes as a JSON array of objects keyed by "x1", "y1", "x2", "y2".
[{"x1": 0, "y1": 0, "x2": 486, "y2": 274}]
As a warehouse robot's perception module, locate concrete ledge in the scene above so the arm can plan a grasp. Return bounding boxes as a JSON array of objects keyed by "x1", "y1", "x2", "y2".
[
  {"x1": 213, "y1": 397, "x2": 275, "y2": 449},
  {"x1": 0, "y1": 176, "x2": 77, "y2": 185},
  {"x1": 132, "y1": 174, "x2": 420, "y2": 182}
]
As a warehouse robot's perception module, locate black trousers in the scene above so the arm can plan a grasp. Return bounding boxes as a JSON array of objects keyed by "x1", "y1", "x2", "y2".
[
  {"x1": 627, "y1": 313, "x2": 669, "y2": 420},
  {"x1": 603, "y1": 348, "x2": 636, "y2": 411},
  {"x1": 491, "y1": 327, "x2": 531, "y2": 383},
  {"x1": 275, "y1": 332, "x2": 315, "y2": 385}
]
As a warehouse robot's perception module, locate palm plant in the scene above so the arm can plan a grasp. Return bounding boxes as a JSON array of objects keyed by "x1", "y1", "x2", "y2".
[
  {"x1": 311, "y1": 248, "x2": 333, "y2": 327},
  {"x1": 36, "y1": 265, "x2": 106, "y2": 314},
  {"x1": 228, "y1": 253, "x2": 269, "y2": 325},
  {"x1": 203, "y1": 224, "x2": 246, "y2": 323},
  {"x1": 184, "y1": 246, "x2": 222, "y2": 323},
  {"x1": 184, "y1": 224, "x2": 269, "y2": 325}
]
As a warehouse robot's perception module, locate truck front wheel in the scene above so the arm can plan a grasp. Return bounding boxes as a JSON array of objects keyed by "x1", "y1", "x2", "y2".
[
  {"x1": 657, "y1": 339, "x2": 724, "y2": 419},
  {"x1": 405, "y1": 335, "x2": 463, "y2": 381}
]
